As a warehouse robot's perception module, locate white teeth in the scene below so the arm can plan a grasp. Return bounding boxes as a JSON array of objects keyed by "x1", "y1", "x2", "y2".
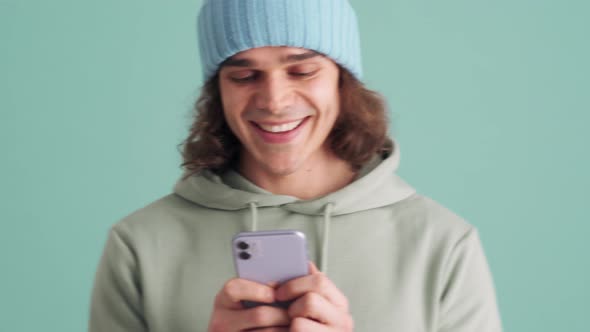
[{"x1": 257, "y1": 119, "x2": 304, "y2": 133}]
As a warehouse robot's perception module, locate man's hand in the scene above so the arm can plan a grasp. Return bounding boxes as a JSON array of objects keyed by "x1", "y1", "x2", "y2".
[
  {"x1": 275, "y1": 262, "x2": 354, "y2": 331},
  {"x1": 207, "y1": 278, "x2": 290, "y2": 332}
]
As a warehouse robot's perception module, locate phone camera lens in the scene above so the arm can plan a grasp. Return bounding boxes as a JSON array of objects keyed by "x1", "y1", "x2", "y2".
[
  {"x1": 237, "y1": 241, "x2": 249, "y2": 250},
  {"x1": 239, "y1": 251, "x2": 251, "y2": 260}
]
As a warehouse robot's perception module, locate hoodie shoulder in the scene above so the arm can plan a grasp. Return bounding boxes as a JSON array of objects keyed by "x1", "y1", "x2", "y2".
[
  {"x1": 392, "y1": 193, "x2": 474, "y2": 240},
  {"x1": 110, "y1": 193, "x2": 203, "y2": 240}
]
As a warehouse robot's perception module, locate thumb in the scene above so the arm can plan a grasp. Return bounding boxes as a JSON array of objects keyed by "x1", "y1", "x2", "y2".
[{"x1": 308, "y1": 261, "x2": 320, "y2": 274}]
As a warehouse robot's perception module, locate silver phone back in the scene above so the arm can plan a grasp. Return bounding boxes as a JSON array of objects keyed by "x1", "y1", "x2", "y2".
[{"x1": 232, "y1": 230, "x2": 309, "y2": 285}]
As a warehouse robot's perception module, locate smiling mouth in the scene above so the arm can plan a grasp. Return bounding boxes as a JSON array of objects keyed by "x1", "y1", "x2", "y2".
[{"x1": 252, "y1": 117, "x2": 308, "y2": 133}]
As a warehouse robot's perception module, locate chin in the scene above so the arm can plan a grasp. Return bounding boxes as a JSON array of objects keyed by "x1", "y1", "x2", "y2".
[{"x1": 261, "y1": 157, "x2": 303, "y2": 177}]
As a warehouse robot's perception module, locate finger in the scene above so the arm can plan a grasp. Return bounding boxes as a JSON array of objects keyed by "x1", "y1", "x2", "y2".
[
  {"x1": 216, "y1": 278, "x2": 275, "y2": 309},
  {"x1": 308, "y1": 261, "x2": 320, "y2": 274},
  {"x1": 233, "y1": 305, "x2": 290, "y2": 331},
  {"x1": 209, "y1": 306, "x2": 289, "y2": 332},
  {"x1": 287, "y1": 292, "x2": 351, "y2": 328},
  {"x1": 274, "y1": 274, "x2": 349, "y2": 311},
  {"x1": 290, "y1": 317, "x2": 332, "y2": 332}
]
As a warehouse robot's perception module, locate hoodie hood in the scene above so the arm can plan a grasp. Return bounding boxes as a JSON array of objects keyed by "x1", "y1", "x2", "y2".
[
  {"x1": 173, "y1": 139, "x2": 415, "y2": 273},
  {"x1": 173, "y1": 139, "x2": 416, "y2": 216}
]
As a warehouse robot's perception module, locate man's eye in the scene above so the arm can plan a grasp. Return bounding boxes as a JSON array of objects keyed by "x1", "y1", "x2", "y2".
[
  {"x1": 290, "y1": 71, "x2": 316, "y2": 77},
  {"x1": 229, "y1": 73, "x2": 258, "y2": 83}
]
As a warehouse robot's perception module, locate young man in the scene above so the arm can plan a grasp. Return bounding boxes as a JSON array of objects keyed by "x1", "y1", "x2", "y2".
[{"x1": 90, "y1": 0, "x2": 502, "y2": 331}]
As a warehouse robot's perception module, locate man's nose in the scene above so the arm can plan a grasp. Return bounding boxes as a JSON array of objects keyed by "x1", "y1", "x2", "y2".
[{"x1": 254, "y1": 74, "x2": 294, "y2": 113}]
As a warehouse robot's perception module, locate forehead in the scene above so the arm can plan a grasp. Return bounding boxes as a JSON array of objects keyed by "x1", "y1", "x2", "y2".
[{"x1": 220, "y1": 46, "x2": 327, "y2": 68}]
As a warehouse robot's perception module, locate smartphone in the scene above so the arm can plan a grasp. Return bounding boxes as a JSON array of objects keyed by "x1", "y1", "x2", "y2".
[{"x1": 231, "y1": 230, "x2": 309, "y2": 308}]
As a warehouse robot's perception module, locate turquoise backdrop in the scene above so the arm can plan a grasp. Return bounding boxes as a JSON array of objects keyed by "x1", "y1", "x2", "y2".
[{"x1": 1, "y1": 0, "x2": 588, "y2": 331}]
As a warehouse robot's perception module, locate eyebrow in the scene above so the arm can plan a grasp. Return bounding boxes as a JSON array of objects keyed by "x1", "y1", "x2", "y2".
[{"x1": 221, "y1": 51, "x2": 321, "y2": 68}]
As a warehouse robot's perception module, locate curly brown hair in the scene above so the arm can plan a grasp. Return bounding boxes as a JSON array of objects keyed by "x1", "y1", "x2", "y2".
[{"x1": 179, "y1": 66, "x2": 393, "y2": 179}]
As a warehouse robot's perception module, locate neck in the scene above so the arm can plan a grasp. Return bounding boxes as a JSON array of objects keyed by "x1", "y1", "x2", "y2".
[{"x1": 238, "y1": 151, "x2": 356, "y2": 200}]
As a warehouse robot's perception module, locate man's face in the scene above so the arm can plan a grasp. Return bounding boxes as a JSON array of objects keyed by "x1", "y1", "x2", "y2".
[{"x1": 218, "y1": 46, "x2": 341, "y2": 177}]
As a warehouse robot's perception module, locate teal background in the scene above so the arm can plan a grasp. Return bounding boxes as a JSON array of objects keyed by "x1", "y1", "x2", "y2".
[{"x1": 1, "y1": 0, "x2": 587, "y2": 331}]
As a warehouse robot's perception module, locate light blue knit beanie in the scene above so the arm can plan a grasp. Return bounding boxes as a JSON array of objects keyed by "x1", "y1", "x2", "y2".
[{"x1": 197, "y1": 0, "x2": 363, "y2": 82}]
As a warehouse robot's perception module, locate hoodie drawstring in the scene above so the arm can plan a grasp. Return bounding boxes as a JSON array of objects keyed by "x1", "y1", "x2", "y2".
[
  {"x1": 320, "y1": 203, "x2": 334, "y2": 274},
  {"x1": 248, "y1": 202, "x2": 258, "y2": 231}
]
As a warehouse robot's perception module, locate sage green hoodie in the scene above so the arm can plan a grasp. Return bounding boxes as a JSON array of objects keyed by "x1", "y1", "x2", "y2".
[{"x1": 89, "y1": 140, "x2": 502, "y2": 331}]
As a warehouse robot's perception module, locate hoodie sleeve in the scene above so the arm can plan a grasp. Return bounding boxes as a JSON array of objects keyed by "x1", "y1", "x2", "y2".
[
  {"x1": 89, "y1": 227, "x2": 147, "y2": 332},
  {"x1": 437, "y1": 229, "x2": 503, "y2": 332}
]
